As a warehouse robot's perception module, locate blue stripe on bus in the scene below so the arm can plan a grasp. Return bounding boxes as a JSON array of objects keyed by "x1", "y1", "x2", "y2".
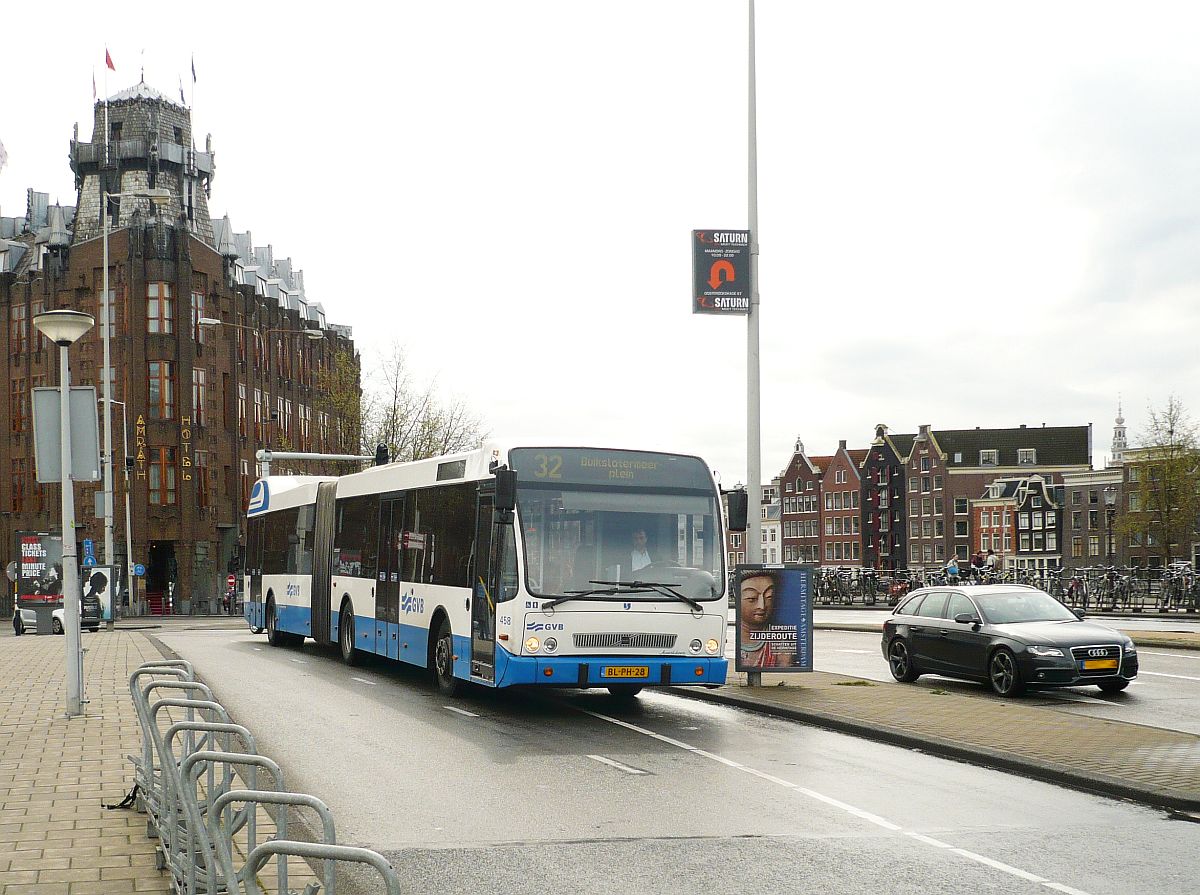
[{"x1": 494, "y1": 654, "x2": 727, "y2": 687}]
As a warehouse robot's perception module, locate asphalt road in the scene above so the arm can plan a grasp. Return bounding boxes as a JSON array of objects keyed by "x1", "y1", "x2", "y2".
[
  {"x1": 811, "y1": 629, "x2": 1200, "y2": 735},
  {"x1": 155, "y1": 628, "x2": 1196, "y2": 895}
]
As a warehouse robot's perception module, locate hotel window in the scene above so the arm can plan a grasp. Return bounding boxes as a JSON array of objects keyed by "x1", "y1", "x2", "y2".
[
  {"x1": 148, "y1": 448, "x2": 177, "y2": 505},
  {"x1": 191, "y1": 290, "x2": 208, "y2": 344},
  {"x1": 147, "y1": 283, "x2": 174, "y2": 333},
  {"x1": 148, "y1": 362, "x2": 175, "y2": 420},
  {"x1": 195, "y1": 451, "x2": 210, "y2": 509},
  {"x1": 192, "y1": 369, "x2": 207, "y2": 426},
  {"x1": 1018, "y1": 448, "x2": 1036, "y2": 465},
  {"x1": 9, "y1": 304, "x2": 28, "y2": 353},
  {"x1": 11, "y1": 458, "x2": 26, "y2": 513},
  {"x1": 10, "y1": 377, "x2": 27, "y2": 433}
]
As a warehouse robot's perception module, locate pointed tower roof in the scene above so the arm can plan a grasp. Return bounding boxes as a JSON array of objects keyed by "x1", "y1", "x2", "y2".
[
  {"x1": 46, "y1": 204, "x2": 70, "y2": 248},
  {"x1": 214, "y1": 214, "x2": 238, "y2": 258}
]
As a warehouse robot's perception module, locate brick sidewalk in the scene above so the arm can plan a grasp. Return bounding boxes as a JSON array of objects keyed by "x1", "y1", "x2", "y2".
[
  {"x1": 0, "y1": 629, "x2": 169, "y2": 894},
  {"x1": 675, "y1": 669, "x2": 1200, "y2": 811}
]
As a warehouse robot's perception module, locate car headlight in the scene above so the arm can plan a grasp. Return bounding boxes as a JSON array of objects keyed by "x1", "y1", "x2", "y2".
[
  {"x1": 1026, "y1": 645, "x2": 1064, "y2": 657},
  {"x1": 1123, "y1": 641, "x2": 1137, "y2": 655},
  {"x1": 689, "y1": 639, "x2": 703, "y2": 653},
  {"x1": 525, "y1": 636, "x2": 541, "y2": 653},
  {"x1": 705, "y1": 638, "x2": 720, "y2": 654},
  {"x1": 543, "y1": 637, "x2": 557, "y2": 653}
]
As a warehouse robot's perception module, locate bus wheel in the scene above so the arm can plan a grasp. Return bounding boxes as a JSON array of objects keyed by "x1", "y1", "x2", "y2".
[
  {"x1": 433, "y1": 618, "x2": 462, "y2": 696},
  {"x1": 607, "y1": 685, "x2": 643, "y2": 699},
  {"x1": 266, "y1": 599, "x2": 286, "y2": 648},
  {"x1": 339, "y1": 606, "x2": 360, "y2": 667}
]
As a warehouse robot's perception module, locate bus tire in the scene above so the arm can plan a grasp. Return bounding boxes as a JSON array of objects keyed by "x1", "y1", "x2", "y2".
[
  {"x1": 433, "y1": 617, "x2": 462, "y2": 696},
  {"x1": 339, "y1": 604, "x2": 360, "y2": 667},
  {"x1": 266, "y1": 598, "x2": 287, "y2": 648}
]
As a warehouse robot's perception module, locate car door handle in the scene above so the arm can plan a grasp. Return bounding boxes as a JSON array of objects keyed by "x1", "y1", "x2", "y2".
[
  {"x1": 910, "y1": 626, "x2": 926, "y2": 633},
  {"x1": 938, "y1": 630, "x2": 949, "y2": 637}
]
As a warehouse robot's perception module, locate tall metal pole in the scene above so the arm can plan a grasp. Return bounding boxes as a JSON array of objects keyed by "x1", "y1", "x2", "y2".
[
  {"x1": 59, "y1": 345, "x2": 84, "y2": 715},
  {"x1": 101, "y1": 194, "x2": 116, "y2": 629},
  {"x1": 746, "y1": 0, "x2": 762, "y2": 567}
]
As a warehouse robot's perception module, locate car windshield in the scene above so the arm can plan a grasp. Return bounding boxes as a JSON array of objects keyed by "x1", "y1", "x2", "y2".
[
  {"x1": 511, "y1": 448, "x2": 724, "y2": 601},
  {"x1": 974, "y1": 590, "x2": 1079, "y2": 624}
]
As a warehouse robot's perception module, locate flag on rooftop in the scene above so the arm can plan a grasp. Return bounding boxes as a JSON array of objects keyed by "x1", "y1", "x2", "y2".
[
  {"x1": 191, "y1": 54, "x2": 197, "y2": 83},
  {"x1": 0, "y1": 138, "x2": 8, "y2": 174},
  {"x1": 105, "y1": 48, "x2": 115, "y2": 71}
]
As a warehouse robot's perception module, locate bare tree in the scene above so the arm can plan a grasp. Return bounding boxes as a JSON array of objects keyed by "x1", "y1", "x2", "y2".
[
  {"x1": 314, "y1": 346, "x2": 366, "y2": 461},
  {"x1": 361, "y1": 342, "x2": 485, "y2": 462},
  {"x1": 1117, "y1": 396, "x2": 1200, "y2": 565}
]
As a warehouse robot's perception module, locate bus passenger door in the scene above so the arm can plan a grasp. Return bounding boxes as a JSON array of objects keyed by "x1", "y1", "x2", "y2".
[
  {"x1": 247, "y1": 514, "x2": 264, "y2": 628},
  {"x1": 471, "y1": 494, "x2": 497, "y2": 682},
  {"x1": 376, "y1": 498, "x2": 401, "y2": 660}
]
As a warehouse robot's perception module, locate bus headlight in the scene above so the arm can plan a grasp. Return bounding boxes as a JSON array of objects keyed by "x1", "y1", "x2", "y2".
[
  {"x1": 705, "y1": 639, "x2": 720, "y2": 654},
  {"x1": 690, "y1": 639, "x2": 703, "y2": 653},
  {"x1": 543, "y1": 637, "x2": 557, "y2": 653},
  {"x1": 525, "y1": 637, "x2": 541, "y2": 653}
]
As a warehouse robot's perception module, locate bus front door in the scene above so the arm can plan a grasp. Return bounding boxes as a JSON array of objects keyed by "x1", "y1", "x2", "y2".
[
  {"x1": 246, "y1": 515, "x2": 264, "y2": 629},
  {"x1": 471, "y1": 494, "x2": 497, "y2": 683}
]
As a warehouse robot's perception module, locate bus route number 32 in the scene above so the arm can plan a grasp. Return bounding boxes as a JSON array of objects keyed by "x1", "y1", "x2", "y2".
[{"x1": 532, "y1": 454, "x2": 562, "y2": 479}]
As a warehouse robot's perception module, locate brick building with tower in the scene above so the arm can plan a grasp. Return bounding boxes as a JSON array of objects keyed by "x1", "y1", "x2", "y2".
[{"x1": 0, "y1": 82, "x2": 360, "y2": 615}]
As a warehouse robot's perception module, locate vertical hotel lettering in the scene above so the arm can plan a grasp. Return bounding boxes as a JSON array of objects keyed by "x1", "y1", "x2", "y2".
[
  {"x1": 135, "y1": 414, "x2": 148, "y2": 479},
  {"x1": 180, "y1": 417, "x2": 193, "y2": 481}
]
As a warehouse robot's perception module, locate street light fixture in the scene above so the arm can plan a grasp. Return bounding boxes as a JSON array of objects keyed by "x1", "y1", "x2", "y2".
[
  {"x1": 101, "y1": 188, "x2": 172, "y2": 630},
  {"x1": 195, "y1": 317, "x2": 324, "y2": 341},
  {"x1": 1103, "y1": 486, "x2": 1117, "y2": 565},
  {"x1": 33, "y1": 308, "x2": 94, "y2": 717}
]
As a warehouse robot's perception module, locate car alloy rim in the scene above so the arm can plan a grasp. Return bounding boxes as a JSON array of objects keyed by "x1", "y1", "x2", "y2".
[
  {"x1": 890, "y1": 642, "x2": 908, "y2": 677},
  {"x1": 992, "y1": 653, "x2": 1013, "y2": 692}
]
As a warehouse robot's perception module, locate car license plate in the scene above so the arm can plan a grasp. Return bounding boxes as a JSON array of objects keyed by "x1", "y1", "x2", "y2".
[
  {"x1": 603, "y1": 666, "x2": 649, "y2": 679},
  {"x1": 1082, "y1": 658, "x2": 1118, "y2": 670}
]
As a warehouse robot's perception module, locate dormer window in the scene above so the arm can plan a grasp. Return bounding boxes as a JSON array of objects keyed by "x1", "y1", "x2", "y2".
[
  {"x1": 1018, "y1": 448, "x2": 1036, "y2": 465},
  {"x1": 980, "y1": 449, "x2": 999, "y2": 466}
]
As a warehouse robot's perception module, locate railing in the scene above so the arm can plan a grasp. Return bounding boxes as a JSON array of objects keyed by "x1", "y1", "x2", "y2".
[
  {"x1": 804, "y1": 565, "x2": 1199, "y2": 612},
  {"x1": 122, "y1": 659, "x2": 401, "y2": 894}
]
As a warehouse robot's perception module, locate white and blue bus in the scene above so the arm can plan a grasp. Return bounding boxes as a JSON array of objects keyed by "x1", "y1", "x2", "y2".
[{"x1": 243, "y1": 444, "x2": 743, "y2": 696}]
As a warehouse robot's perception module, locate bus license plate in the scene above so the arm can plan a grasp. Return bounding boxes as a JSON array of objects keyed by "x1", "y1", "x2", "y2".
[
  {"x1": 603, "y1": 666, "x2": 649, "y2": 679},
  {"x1": 1082, "y1": 659, "x2": 1118, "y2": 670}
]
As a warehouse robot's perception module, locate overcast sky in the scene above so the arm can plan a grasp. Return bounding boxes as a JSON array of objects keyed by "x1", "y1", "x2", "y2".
[{"x1": 2, "y1": 1, "x2": 1197, "y2": 486}]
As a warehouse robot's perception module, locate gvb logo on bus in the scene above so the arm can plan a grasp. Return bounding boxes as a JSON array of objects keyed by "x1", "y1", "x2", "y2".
[
  {"x1": 401, "y1": 592, "x2": 425, "y2": 615},
  {"x1": 526, "y1": 622, "x2": 565, "y2": 632}
]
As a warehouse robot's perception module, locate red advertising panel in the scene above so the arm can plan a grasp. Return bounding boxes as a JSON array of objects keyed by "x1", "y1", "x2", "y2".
[{"x1": 16, "y1": 531, "x2": 64, "y2": 607}]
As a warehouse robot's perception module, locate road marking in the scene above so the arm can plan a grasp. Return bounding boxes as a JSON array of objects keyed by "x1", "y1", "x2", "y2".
[
  {"x1": 1140, "y1": 650, "x2": 1200, "y2": 661},
  {"x1": 1139, "y1": 670, "x2": 1200, "y2": 682},
  {"x1": 289, "y1": 658, "x2": 307, "y2": 664},
  {"x1": 444, "y1": 706, "x2": 479, "y2": 717},
  {"x1": 833, "y1": 649, "x2": 875, "y2": 654},
  {"x1": 579, "y1": 705, "x2": 1094, "y2": 895},
  {"x1": 350, "y1": 677, "x2": 377, "y2": 686},
  {"x1": 587, "y1": 754, "x2": 649, "y2": 775},
  {"x1": 252, "y1": 648, "x2": 262, "y2": 651}
]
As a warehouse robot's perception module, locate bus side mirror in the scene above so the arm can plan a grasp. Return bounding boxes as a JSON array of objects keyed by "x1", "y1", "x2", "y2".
[
  {"x1": 495, "y1": 468, "x2": 517, "y2": 513},
  {"x1": 727, "y1": 490, "x2": 748, "y2": 532}
]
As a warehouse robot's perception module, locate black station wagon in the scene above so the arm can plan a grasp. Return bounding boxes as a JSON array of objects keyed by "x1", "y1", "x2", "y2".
[{"x1": 881, "y1": 585, "x2": 1138, "y2": 697}]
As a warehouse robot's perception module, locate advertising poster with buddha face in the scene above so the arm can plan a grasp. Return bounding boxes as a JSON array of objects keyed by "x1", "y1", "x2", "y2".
[{"x1": 734, "y1": 564, "x2": 813, "y2": 673}]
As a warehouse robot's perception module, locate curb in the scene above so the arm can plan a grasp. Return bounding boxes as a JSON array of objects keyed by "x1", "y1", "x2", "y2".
[
  {"x1": 665, "y1": 685, "x2": 1200, "y2": 813},
  {"x1": 812, "y1": 622, "x2": 1200, "y2": 651}
]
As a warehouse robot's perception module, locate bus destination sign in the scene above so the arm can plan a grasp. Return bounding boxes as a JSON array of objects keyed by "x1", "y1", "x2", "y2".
[
  {"x1": 692, "y1": 229, "x2": 752, "y2": 315},
  {"x1": 510, "y1": 448, "x2": 712, "y2": 490}
]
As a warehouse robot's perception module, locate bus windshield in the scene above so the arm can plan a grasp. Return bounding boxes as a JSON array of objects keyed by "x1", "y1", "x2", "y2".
[{"x1": 510, "y1": 448, "x2": 724, "y2": 602}]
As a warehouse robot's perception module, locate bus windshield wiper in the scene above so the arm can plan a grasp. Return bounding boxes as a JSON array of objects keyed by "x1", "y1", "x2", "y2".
[{"x1": 542, "y1": 580, "x2": 703, "y2": 612}]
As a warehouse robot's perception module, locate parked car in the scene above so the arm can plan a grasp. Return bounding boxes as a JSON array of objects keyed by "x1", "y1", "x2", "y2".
[
  {"x1": 881, "y1": 584, "x2": 1138, "y2": 697},
  {"x1": 12, "y1": 601, "x2": 102, "y2": 636}
]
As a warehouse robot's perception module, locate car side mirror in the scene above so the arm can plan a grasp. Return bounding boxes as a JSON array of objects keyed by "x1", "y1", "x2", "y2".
[
  {"x1": 954, "y1": 612, "x2": 981, "y2": 625},
  {"x1": 1072, "y1": 608, "x2": 1085, "y2": 619}
]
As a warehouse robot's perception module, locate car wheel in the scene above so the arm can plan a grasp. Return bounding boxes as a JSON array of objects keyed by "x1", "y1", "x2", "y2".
[
  {"x1": 988, "y1": 648, "x2": 1025, "y2": 697},
  {"x1": 1098, "y1": 679, "x2": 1129, "y2": 693},
  {"x1": 887, "y1": 638, "x2": 920, "y2": 682},
  {"x1": 339, "y1": 605, "x2": 360, "y2": 667},
  {"x1": 433, "y1": 618, "x2": 462, "y2": 696},
  {"x1": 52, "y1": 617, "x2": 64, "y2": 635},
  {"x1": 607, "y1": 685, "x2": 643, "y2": 699}
]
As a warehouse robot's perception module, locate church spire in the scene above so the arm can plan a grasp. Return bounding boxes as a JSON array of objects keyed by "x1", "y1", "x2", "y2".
[{"x1": 1111, "y1": 396, "x2": 1127, "y2": 465}]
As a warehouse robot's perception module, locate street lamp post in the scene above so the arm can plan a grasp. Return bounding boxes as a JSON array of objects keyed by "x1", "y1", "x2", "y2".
[
  {"x1": 1103, "y1": 486, "x2": 1117, "y2": 566},
  {"x1": 98, "y1": 398, "x2": 135, "y2": 620},
  {"x1": 33, "y1": 309, "x2": 95, "y2": 717},
  {"x1": 101, "y1": 188, "x2": 171, "y2": 630}
]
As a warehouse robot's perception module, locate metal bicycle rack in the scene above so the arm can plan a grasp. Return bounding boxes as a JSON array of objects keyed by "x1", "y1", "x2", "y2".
[{"x1": 125, "y1": 659, "x2": 402, "y2": 894}]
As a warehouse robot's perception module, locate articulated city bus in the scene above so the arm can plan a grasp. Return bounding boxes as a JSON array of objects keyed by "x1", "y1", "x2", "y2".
[{"x1": 243, "y1": 444, "x2": 743, "y2": 696}]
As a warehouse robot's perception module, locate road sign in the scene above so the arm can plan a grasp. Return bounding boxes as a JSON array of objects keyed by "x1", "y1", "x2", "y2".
[
  {"x1": 134, "y1": 564, "x2": 146, "y2": 577},
  {"x1": 227, "y1": 574, "x2": 236, "y2": 589},
  {"x1": 82, "y1": 556, "x2": 96, "y2": 568},
  {"x1": 692, "y1": 229, "x2": 752, "y2": 315}
]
